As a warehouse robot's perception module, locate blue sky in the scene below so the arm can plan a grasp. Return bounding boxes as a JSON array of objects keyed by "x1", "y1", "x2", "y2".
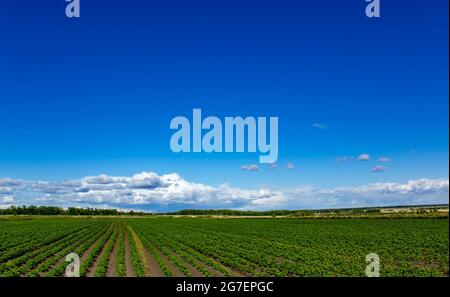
[{"x1": 0, "y1": 0, "x2": 448, "y2": 211}]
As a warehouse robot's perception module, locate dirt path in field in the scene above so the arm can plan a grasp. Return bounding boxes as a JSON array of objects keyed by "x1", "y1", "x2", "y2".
[
  {"x1": 80, "y1": 226, "x2": 111, "y2": 265},
  {"x1": 106, "y1": 231, "x2": 120, "y2": 277},
  {"x1": 205, "y1": 265, "x2": 225, "y2": 277},
  {"x1": 142, "y1": 245, "x2": 164, "y2": 277},
  {"x1": 159, "y1": 252, "x2": 183, "y2": 276},
  {"x1": 195, "y1": 259, "x2": 225, "y2": 277},
  {"x1": 145, "y1": 239, "x2": 183, "y2": 276},
  {"x1": 124, "y1": 226, "x2": 136, "y2": 277},
  {"x1": 167, "y1": 240, "x2": 231, "y2": 276},
  {"x1": 181, "y1": 253, "x2": 236, "y2": 276},
  {"x1": 171, "y1": 251, "x2": 204, "y2": 277},
  {"x1": 207, "y1": 255, "x2": 247, "y2": 277},
  {"x1": 85, "y1": 227, "x2": 116, "y2": 277},
  {"x1": 127, "y1": 227, "x2": 164, "y2": 277}
]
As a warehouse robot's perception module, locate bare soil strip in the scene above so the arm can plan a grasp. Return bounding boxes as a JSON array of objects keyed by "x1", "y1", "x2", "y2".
[
  {"x1": 128, "y1": 227, "x2": 163, "y2": 277},
  {"x1": 106, "y1": 231, "x2": 120, "y2": 277},
  {"x1": 145, "y1": 239, "x2": 183, "y2": 276},
  {"x1": 85, "y1": 227, "x2": 116, "y2": 277},
  {"x1": 193, "y1": 258, "x2": 225, "y2": 277},
  {"x1": 172, "y1": 240, "x2": 236, "y2": 276},
  {"x1": 123, "y1": 226, "x2": 136, "y2": 277},
  {"x1": 208, "y1": 255, "x2": 248, "y2": 277},
  {"x1": 189, "y1": 253, "x2": 240, "y2": 276},
  {"x1": 172, "y1": 246, "x2": 227, "y2": 276},
  {"x1": 171, "y1": 251, "x2": 204, "y2": 277},
  {"x1": 142, "y1": 244, "x2": 164, "y2": 277},
  {"x1": 206, "y1": 266, "x2": 225, "y2": 277},
  {"x1": 80, "y1": 226, "x2": 111, "y2": 264}
]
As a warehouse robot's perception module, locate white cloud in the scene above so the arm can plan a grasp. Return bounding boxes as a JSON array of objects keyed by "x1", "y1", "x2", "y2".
[
  {"x1": 357, "y1": 154, "x2": 370, "y2": 161},
  {"x1": 0, "y1": 178, "x2": 27, "y2": 192},
  {"x1": 240, "y1": 164, "x2": 259, "y2": 171},
  {"x1": 0, "y1": 172, "x2": 448, "y2": 211},
  {"x1": 269, "y1": 163, "x2": 277, "y2": 170},
  {"x1": 286, "y1": 162, "x2": 295, "y2": 169},
  {"x1": 1, "y1": 196, "x2": 14, "y2": 203},
  {"x1": 279, "y1": 178, "x2": 449, "y2": 209},
  {"x1": 0, "y1": 196, "x2": 14, "y2": 209},
  {"x1": 0, "y1": 178, "x2": 24, "y2": 187}
]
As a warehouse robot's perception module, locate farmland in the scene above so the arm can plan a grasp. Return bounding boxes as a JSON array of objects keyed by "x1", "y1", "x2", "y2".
[{"x1": 0, "y1": 217, "x2": 448, "y2": 277}]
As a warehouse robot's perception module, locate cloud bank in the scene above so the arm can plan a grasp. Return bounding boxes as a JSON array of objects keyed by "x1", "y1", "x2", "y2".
[{"x1": 0, "y1": 173, "x2": 448, "y2": 212}]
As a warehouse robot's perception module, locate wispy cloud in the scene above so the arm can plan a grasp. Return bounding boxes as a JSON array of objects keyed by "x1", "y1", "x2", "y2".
[
  {"x1": 357, "y1": 154, "x2": 370, "y2": 161},
  {"x1": 269, "y1": 163, "x2": 277, "y2": 170},
  {"x1": 378, "y1": 157, "x2": 390, "y2": 163},
  {"x1": 286, "y1": 162, "x2": 295, "y2": 169},
  {"x1": 0, "y1": 173, "x2": 448, "y2": 211},
  {"x1": 371, "y1": 165, "x2": 388, "y2": 173},
  {"x1": 336, "y1": 156, "x2": 353, "y2": 163},
  {"x1": 312, "y1": 123, "x2": 328, "y2": 130},
  {"x1": 240, "y1": 164, "x2": 260, "y2": 171}
]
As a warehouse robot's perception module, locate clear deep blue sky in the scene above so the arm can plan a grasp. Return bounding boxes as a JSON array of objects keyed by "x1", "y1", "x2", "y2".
[{"x1": 0, "y1": 0, "x2": 448, "y2": 190}]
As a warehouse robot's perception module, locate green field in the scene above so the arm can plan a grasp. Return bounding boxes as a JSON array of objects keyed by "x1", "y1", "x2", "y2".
[{"x1": 0, "y1": 217, "x2": 448, "y2": 277}]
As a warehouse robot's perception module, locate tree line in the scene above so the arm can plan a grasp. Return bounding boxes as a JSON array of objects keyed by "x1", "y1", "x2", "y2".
[
  {"x1": 0, "y1": 205, "x2": 149, "y2": 216},
  {"x1": 1, "y1": 205, "x2": 412, "y2": 217}
]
